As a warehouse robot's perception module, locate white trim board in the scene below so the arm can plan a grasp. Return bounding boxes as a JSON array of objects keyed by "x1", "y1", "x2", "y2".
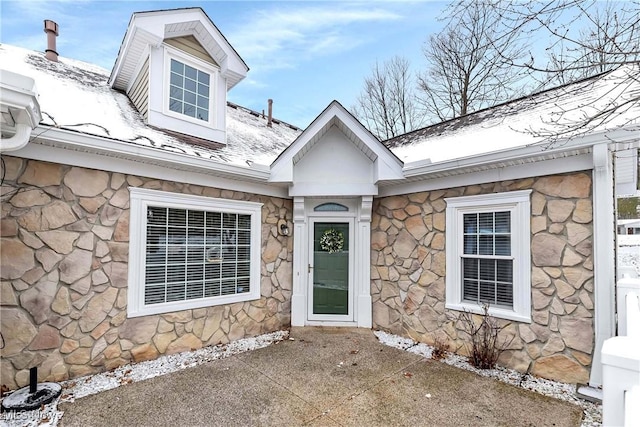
[
  {"x1": 13, "y1": 130, "x2": 288, "y2": 198},
  {"x1": 291, "y1": 196, "x2": 372, "y2": 328},
  {"x1": 30, "y1": 126, "x2": 270, "y2": 181},
  {"x1": 379, "y1": 153, "x2": 593, "y2": 197},
  {"x1": 444, "y1": 190, "x2": 532, "y2": 323},
  {"x1": 127, "y1": 187, "x2": 263, "y2": 317}
]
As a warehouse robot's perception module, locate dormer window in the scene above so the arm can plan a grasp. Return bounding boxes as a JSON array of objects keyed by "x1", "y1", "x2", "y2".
[
  {"x1": 169, "y1": 59, "x2": 210, "y2": 122},
  {"x1": 164, "y1": 47, "x2": 217, "y2": 127}
]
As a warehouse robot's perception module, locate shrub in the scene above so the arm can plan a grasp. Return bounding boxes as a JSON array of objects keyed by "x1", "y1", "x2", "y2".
[
  {"x1": 453, "y1": 304, "x2": 512, "y2": 369},
  {"x1": 431, "y1": 334, "x2": 450, "y2": 360}
]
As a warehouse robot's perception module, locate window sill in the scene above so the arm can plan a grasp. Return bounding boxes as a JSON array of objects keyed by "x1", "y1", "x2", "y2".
[
  {"x1": 147, "y1": 110, "x2": 225, "y2": 144},
  {"x1": 445, "y1": 301, "x2": 531, "y2": 323},
  {"x1": 128, "y1": 291, "x2": 260, "y2": 318}
]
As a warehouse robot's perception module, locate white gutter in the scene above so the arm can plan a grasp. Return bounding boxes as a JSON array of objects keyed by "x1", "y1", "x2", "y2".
[
  {"x1": 30, "y1": 125, "x2": 272, "y2": 182},
  {"x1": 402, "y1": 128, "x2": 639, "y2": 178}
]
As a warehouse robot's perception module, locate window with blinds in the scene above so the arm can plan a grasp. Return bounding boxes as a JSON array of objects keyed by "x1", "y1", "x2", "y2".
[
  {"x1": 444, "y1": 190, "x2": 531, "y2": 323},
  {"x1": 128, "y1": 188, "x2": 262, "y2": 318},
  {"x1": 461, "y1": 211, "x2": 513, "y2": 307},
  {"x1": 144, "y1": 207, "x2": 251, "y2": 305}
]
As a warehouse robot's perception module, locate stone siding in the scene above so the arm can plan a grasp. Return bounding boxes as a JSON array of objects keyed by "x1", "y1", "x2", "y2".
[
  {"x1": 0, "y1": 157, "x2": 292, "y2": 389},
  {"x1": 371, "y1": 173, "x2": 594, "y2": 384}
]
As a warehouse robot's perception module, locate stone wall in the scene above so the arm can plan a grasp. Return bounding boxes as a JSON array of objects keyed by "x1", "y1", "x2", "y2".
[
  {"x1": 0, "y1": 157, "x2": 293, "y2": 389},
  {"x1": 371, "y1": 173, "x2": 594, "y2": 384}
]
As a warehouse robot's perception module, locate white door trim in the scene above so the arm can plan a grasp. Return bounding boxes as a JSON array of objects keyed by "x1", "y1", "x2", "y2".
[
  {"x1": 290, "y1": 196, "x2": 373, "y2": 327},
  {"x1": 307, "y1": 217, "x2": 355, "y2": 322}
]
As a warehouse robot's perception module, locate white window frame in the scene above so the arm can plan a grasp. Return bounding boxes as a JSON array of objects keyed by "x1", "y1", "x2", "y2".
[
  {"x1": 445, "y1": 190, "x2": 532, "y2": 323},
  {"x1": 162, "y1": 45, "x2": 218, "y2": 128},
  {"x1": 127, "y1": 188, "x2": 262, "y2": 318}
]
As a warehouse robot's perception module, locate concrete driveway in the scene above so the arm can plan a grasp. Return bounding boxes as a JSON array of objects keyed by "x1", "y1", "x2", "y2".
[{"x1": 59, "y1": 327, "x2": 583, "y2": 426}]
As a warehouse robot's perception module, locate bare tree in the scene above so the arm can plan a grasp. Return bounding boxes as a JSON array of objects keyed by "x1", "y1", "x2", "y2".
[
  {"x1": 534, "y1": 1, "x2": 640, "y2": 87},
  {"x1": 351, "y1": 56, "x2": 423, "y2": 140},
  {"x1": 416, "y1": 1, "x2": 527, "y2": 123},
  {"x1": 472, "y1": 0, "x2": 640, "y2": 140}
]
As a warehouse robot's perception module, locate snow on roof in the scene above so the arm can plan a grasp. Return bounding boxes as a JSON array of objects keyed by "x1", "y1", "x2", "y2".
[
  {"x1": 387, "y1": 66, "x2": 640, "y2": 165},
  {"x1": 0, "y1": 44, "x2": 300, "y2": 167},
  {"x1": 3, "y1": 41, "x2": 637, "y2": 173}
]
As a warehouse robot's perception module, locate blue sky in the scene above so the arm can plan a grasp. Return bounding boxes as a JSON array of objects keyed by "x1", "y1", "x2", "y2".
[{"x1": 0, "y1": 1, "x2": 446, "y2": 128}]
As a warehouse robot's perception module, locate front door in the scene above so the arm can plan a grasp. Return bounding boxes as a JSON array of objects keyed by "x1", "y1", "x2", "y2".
[{"x1": 308, "y1": 219, "x2": 354, "y2": 321}]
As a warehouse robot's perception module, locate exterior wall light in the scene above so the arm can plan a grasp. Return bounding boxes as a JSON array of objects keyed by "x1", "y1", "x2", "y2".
[{"x1": 277, "y1": 218, "x2": 290, "y2": 236}]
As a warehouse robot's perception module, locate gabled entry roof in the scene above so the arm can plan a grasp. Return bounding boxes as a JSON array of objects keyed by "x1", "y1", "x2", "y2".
[{"x1": 270, "y1": 101, "x2": 404, "y2": 196}]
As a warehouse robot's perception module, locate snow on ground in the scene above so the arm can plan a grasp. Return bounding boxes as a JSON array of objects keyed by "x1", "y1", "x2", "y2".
[
  {"x1": 374, "y1": 330, "x2": 602, "y2": 427},
  {"x1": 618, "y1": 234, "x2": 640, "y2": 247},
  {"x1": 619, "y1": 245, "x2": 640, "y2": 276},
  {"x1": 0, "y1": 331, "x2": 288, "y2": 427},
  {"x1": 3, "y1": 328, "x2": 597, "y2": 426},
  {"x1": 618, "y1": 237, "x2": 640, "y2": 278}
]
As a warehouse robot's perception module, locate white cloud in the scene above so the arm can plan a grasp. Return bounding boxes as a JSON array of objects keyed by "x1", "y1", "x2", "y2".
[
  {"x1": 1, "y1": 1, "x2": 129, "y2": 69},
  {"x1": 227, "y1": 5, "x2": 402, "y2": 72}
]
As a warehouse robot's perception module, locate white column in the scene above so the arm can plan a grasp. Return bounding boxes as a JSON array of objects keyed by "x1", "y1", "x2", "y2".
[
  {"x1": 291, "y1": 197, "x2": 307, "y2": 326},
  {"x1": 356, "y1": 196, "x2": 373, "y2": 327},
  {"x1": 590, "y1": 143, "x2": 616, "y2": 387}
]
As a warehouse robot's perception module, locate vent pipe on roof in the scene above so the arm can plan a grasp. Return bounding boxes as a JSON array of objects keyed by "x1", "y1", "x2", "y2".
[
  {"x1": 44, "y1": 20, "x2": 59, "y2": 62},
  {"x1": 267, "y1": 99, "x2": 273, "y2": 128}
]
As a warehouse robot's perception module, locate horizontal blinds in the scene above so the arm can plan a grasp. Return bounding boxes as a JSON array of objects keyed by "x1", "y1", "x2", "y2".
[
  {"x1": 145, "y1": 206, "x2": 251, "y2": 306},
  {"x1": 462, "y1": 211, "x2": 513, "y2": 307},
  {"x1": 462, "y1": 258, "x2": 513, "y2": 306}
]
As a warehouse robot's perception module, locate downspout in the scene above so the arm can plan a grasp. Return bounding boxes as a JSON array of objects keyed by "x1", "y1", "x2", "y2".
[
  {"x1": 589, "y1": 142, "x2": 616, "y2": 388},
  {"x1": 0, "y1": 123, "x2": 32, "y2": 152}
]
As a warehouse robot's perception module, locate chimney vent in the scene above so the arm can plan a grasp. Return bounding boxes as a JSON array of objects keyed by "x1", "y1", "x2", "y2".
[
  {"x1": 267, "y1": 99, "x2": 273, "y2": 128},
  {"x1": 43, "y1": 20, "x2": 59, "y2": 62}
]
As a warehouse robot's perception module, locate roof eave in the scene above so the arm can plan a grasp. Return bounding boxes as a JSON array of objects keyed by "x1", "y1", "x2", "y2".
[
  {"x1": 402, "y1": 127, "x2": 639, "y2": 179},
  {"x1": 31, "y1": 125, "x2": 272, "y2": 182}
]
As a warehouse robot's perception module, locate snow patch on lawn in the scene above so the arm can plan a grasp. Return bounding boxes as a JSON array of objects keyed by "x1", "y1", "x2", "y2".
[
  {"x1": 374, "y1": 330, "x2": 602, "y2": 427},
  {"x1": 618, "y1": 243, "x2": 640, "y2": 277},
  {"x1": 0, "y1": 331, "x2": 288, "y2": 427}
]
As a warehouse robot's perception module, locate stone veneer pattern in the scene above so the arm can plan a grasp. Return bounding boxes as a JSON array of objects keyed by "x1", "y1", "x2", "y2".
[
  {"x1": 370, "y1": 173, "x2": 594, "y2": 384},
  {"x1": 0, "y1": 157, "x2": 293, "y2": 389}
]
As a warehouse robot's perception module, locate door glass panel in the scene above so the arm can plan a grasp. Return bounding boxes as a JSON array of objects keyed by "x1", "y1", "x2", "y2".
[{"x1": 313, "y1": 222, "x2": 349, "y2": 315}]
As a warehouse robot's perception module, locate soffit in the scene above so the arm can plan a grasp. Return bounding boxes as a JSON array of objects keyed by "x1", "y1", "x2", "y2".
[
  {"x1": 111, "y1": 27, "x2": 161, "y2": 91},
  {"x1": 165, "y1": 21, "x2": 226, "y2": 67}
]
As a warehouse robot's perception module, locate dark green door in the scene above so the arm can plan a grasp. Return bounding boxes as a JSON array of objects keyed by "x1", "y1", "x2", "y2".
[{"x1": 312, "y1": 222, "x2": 349, "y2": 315}]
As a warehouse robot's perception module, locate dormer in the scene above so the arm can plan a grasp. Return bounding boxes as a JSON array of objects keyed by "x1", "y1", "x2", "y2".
[{"x1": 108, "y1": 8, "x2": 248, "y2": 144}]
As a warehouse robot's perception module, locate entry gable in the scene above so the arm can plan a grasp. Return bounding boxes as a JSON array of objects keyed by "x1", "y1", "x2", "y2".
[{"x1": 270, "y1": 101, "x2": 404, "y2": 197}]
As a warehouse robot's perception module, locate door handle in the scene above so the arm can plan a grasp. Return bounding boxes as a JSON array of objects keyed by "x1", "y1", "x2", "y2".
[{"x1": 308, "y1": 264, "x2": 313, "y2": 273}]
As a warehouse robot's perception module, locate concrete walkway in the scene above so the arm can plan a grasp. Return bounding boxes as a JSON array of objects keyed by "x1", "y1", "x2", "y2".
[{"x1": 59, "y1": 327, "x2": 583, "y2": 426}]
